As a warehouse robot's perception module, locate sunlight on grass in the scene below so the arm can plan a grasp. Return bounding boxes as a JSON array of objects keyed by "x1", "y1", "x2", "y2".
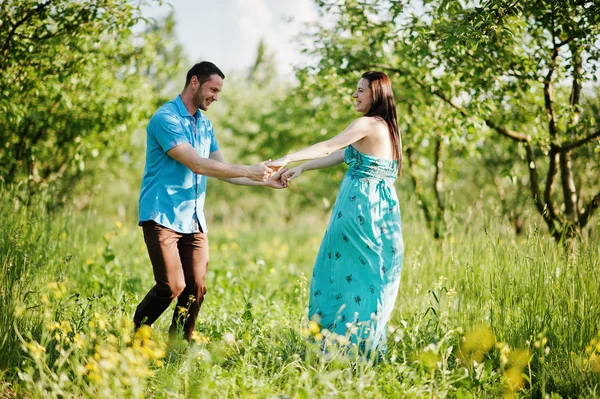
[{"x1": 1, "y1": 196, "x2": 599, "y2": 398}]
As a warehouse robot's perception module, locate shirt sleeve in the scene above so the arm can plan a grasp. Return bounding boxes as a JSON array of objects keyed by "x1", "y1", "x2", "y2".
[
  {"x1": 148, "y1": 112, "x2": 188, "y2": 152},
  {"x1": 208, "y1": 121, "x2": 220, "y2": 153}
]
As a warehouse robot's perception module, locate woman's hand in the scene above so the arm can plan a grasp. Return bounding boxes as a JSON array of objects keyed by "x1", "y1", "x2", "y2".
[
  {"x1": 265, "y1": 171, "x2": 287, "y2": 189},
  {"x1": 267, "y1": 156, "x2": 289, "y2": 172},
  {"x1": 281, "y1": 166, "x2": 303, "y2": 184}
]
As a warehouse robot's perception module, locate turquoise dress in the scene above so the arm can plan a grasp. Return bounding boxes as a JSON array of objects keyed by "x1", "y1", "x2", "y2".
[{"x1": 308, "y1": 145, "x2": 403, "y2": 354}]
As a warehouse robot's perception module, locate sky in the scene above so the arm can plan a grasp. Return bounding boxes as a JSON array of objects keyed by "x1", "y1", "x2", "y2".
[{"x1": 143, "y1": 0, "x2": 320, "y2": 76}]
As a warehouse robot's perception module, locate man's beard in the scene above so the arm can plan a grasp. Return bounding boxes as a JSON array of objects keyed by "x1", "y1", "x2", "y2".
[{"x1": 194, "y1": 90, "x2": 207, "y2": 111}]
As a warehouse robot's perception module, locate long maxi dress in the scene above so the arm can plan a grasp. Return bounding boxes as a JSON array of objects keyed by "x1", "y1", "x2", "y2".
[{"x1": 308, "y1": 145, "x2": 404, "y2": 354}]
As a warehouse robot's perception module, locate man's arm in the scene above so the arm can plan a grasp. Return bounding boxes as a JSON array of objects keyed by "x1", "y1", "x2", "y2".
[
  {"x1": 209, "y1": 150, "x2": 285, "y2": 188},
  {"x1": 168, "y1": 144, "x2": 271, "y2": 181}
]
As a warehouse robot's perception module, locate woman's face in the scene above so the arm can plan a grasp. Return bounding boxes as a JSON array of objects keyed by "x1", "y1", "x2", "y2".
[{"x1": 352, "y1": 78, "x2": 373, "y2": 114}]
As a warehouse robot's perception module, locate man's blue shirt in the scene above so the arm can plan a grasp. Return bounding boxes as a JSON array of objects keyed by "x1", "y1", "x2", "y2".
[{"x1": 138, "y1": 95, "x2": 219, "y2": 233}]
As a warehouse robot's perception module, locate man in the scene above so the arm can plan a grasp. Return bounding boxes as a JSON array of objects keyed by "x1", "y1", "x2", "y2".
[{"x1": 135, "y1": 61, "x2": 284, "y2": 341}]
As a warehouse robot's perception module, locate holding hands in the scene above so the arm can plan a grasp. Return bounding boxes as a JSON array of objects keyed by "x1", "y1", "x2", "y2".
[
  {"x1": 265, "y1": 170, "x2": 287, "y2": 189},
  {"x1": 240, "y1": 159, "x2": 291, "y2": 189},
  {"x1": 278, "y1": 166, "x2": 302, "y2": 185},
  {"x1": 262, "y1": 146, "x2": 346, "y2": 188},
  {"x1": 246, "y1": 160, "x2": 274, "y2": 182},
  {"x1": 267, "y1": 156, "x2": 290, "y2": 172},
  {"x1": 267, "y1": 157, "x2": 305, "y2": 189},
  {"x1": 264, "y1": 156, "x2": 302, "y2": 189},
  {"x1": 243, "y1": 160, "x2": 287, "y2": 189},
  {"x1": 240, "y1": 155, "x2": 305, "y2": 189},
  {"x1": 267, "y1": 147, "x2": 346, "y2": 188}
]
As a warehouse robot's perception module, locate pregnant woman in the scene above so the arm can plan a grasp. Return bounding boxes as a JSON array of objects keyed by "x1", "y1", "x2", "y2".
[{"x1": 269, "y1": 71, "x2": 403, "y2": 356}]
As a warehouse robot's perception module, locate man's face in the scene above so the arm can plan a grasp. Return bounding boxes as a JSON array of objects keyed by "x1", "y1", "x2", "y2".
[
  {"x1": 192, "y1": 74, "x2": 223, "y2": 111},
  {"x1": 352, "y1": 78, "x2": 373, "y2": 114}
]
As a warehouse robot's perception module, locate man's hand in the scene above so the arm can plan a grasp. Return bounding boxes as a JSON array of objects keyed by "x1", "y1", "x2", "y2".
[{"x1": 245, "y1": 160, "x2": 273, "y2": 182}]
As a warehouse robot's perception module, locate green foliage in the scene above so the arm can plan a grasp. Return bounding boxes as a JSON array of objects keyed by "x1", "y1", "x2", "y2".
[
  {"x1": 206, "y1": 44, "x2": 359, "y2": 215},
  {"x1": 298, "y1": 0, "x2": 600, "y2": 239},
  {"x1": 0, "y1": 188, "x2": 89, "y2": 374},
  {"x1": 1, "y1": 188, "x2": 599, "y2": 397},
  {"x1": 0, "y1": 0, "x2": 184, "y2": 206},
  {"x1": 2, "y1": 1, "x2": 600, "y2": 393}
]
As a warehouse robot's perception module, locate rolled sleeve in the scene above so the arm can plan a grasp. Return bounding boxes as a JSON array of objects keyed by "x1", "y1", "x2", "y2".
[
  {"x1": 204, "y1": 120, "x2": 219, "y2": 153},
  {"x1": 149, "y1": 113, "x2": 189, "y2": 152},
  {"x1": 210, "y1": 134, "x2": 219, "y2": 153}
]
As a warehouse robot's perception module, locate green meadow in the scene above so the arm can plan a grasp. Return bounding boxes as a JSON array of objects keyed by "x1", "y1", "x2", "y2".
[
  {"x1": 1, "y1": 189, "x2": 599, "y2": 398},
  {"x1": 2, "y1": 0, "x2": 600, "y2": 397}
]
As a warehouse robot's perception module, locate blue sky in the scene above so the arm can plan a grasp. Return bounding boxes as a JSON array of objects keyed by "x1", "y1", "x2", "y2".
[{"x1": 143, "y1": 0, "x2": 319, "y2": 76}]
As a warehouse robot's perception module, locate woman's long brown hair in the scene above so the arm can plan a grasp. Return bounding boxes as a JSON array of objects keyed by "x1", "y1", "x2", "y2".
[{"x1": 361, "y1": 71, "x2": 402, "y2": 171}]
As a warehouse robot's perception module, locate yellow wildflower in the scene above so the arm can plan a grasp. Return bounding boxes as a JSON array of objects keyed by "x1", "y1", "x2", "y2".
[
  {"x1": 14, "y1": 304, "x2": 25, "y2": 317},
  {"x1": 505, "y1": 366, "x2": 525, "y2": 392},
  {"x1": 458, "y1": 325, "x2": 495, "y2": 365},
  {"x1": 308, "y1": 321, "x2": 320, "y2": 335},
  {"x1": 25, "y1": 341, "x2": 46, "y2": 360},
  {"x1": 589, "y1": 353, "x2": 600, "y2": 373}
]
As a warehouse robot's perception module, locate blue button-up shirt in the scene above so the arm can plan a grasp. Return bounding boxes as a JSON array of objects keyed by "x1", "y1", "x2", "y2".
[{"x1": 138, "y1": 95, "x2": 219, "y2": 233}]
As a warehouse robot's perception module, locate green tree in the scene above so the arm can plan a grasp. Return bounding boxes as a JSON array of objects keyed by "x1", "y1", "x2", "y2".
[
  {"x1": 290, "y1": 1, "x2": 466, "y2": 237},
  {"x1": 0, "y1": 0, "x2": 184, "y2": 207},
  {"x1": 209, "y1": 42, "x2": 357, "y2": 220},
  {"x1": 303, "y1": 0, "x2": 600, "y2": 240}
]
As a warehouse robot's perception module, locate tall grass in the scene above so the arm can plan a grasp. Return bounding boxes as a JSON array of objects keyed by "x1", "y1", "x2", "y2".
[
  {"x1": 1, "y1": 188, "x2": 599, "y2": 398},
  {"x1": 0, "y1": 189, "x2": 93, "y2": 374}
]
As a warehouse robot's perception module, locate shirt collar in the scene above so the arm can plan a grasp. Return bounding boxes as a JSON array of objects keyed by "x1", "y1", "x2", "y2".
[{"x1": 175, "y1": 95, "x2": 202, "y2": 119}]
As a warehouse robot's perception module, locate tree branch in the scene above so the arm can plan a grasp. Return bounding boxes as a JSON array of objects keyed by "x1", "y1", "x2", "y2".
[
  {"x1": 560, "y1": 130, "x2": 600, "y2": 151},
  {"x1": 434, "y1": 135, "x2": 445, "y2": 213},
  {"x1": 525, "y1": 144, "x2": 558, "y2": 237},
  {"x1": 569, "y1": 44, "x2": 583, "y2": 127},
  {"x1": 544, "y1": 145, "x2": 561, "y2": 222},
  {"x1": 1, "y1": 1, "x2": 50, "y2": 55},
  {"x1": 556, "y1": 36, "x2": 576, "y2": 48},
  {"x1": 559, "y1": 151, "x2": 579, "y2": 221},
  {"x1": 377, "y1": 64, "x2": 532, "y2": 143},
  {"x1": 540, "y1": 21, "x2": 562, "y2": 224},
  {"x1": 579, "y1": 192, "x2": 600, "y2": 229},
  {"x1": 484, "y1": 119, "x2": 531, "y2": 142},
  {"x1": 544, "y1": 47, "x2": 559, "y2": 140},
  {"x1": 406, "y1": 146, "x2": 436, "y2": 236},
  {"x1": 556, "y1": 44, "x2": 584, "y2": 223},
  {"x1": 524, "y1": 145, "x2": 545, "y2": 215}
]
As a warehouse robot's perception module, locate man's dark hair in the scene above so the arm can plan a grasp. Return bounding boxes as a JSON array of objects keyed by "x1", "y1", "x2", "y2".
[{"x1": 185, "y1": 61, "x2": 225, "y2": 88}]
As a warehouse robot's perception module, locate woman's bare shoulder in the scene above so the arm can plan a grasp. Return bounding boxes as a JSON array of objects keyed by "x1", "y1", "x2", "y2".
[
  {"x1": 351, "y1": 116, "x2": 386, "y2": 129},
  {"x1": 353, "y1": 116, "x2": 388, "y2": 133}
]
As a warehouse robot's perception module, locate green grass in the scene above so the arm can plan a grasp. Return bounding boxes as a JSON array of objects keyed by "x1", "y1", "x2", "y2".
[{"x1": 1, "y1": 189, "x2": 599, "y2": 398}]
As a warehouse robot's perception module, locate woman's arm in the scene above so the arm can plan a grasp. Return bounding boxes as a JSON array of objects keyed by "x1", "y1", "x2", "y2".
[
  {"x1": 299, "y1": 149, "x2": 345, "y2": 172},
  {"x1": 281, "y1": 150, "x2": 345, "y2": 183},
  {"x1": 268, "y1": 117, "x2": 371, "y2": 170}
]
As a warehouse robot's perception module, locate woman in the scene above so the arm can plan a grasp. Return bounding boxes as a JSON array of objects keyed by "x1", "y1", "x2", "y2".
[{"x1": 269, "y1": 71, "x2": 403, "y2": 356}]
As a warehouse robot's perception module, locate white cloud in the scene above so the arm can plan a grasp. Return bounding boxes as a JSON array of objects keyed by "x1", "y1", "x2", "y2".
[
  {"x1": 142, "y1": 0, "x2": 320, "y2": 76},
  {"x1": 270, "y1": 0, "x2": 319, "y2": 74},
  {"x1": 231, "y1": 0, "x2": 320, "y2": 75},
  {"x1": 233, "y1": 0, "x2": 274, "y2": 67}
]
